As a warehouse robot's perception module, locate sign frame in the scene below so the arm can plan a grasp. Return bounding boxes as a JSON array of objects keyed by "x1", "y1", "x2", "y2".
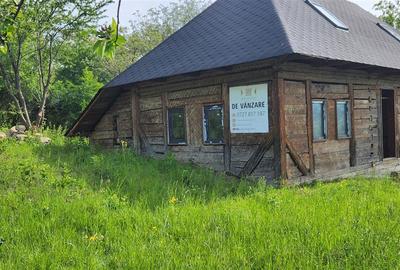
[{"x1": 229, "y1": 83, "x2": 269, "y2": 134}]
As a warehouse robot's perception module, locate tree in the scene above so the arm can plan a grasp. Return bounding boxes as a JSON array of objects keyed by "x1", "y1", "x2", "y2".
[
  {"x1": 375, "y1": 0, "x2": 400, "y2": 28},
  {"x1": 0, "y1": 0, "x2": 111, "y2": 129},
  {"x1": 0, "y1": 0, "x2": 25, "y2": 54},
  {"x1": 48, "y1": 68, "x2": 102, "y2": 128},
  {"x1": 46, "y1": 30, "x2": 106, "y2": 127},
  {"x1": 0, "y1": 0, "x2": 213, "y2": 129},
  {"x1": 100, "y1": 0, "x2": 212, "y2": 79}
]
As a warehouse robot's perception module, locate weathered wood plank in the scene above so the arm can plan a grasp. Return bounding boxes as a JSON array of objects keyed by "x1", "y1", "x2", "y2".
[
  {"x1": 140, "y1": 109, "x2": 163, "y2": 124},
  {"x1": 306, "y1": 80, "x2": 315, "y2": 174},
  {"x1": 311, "y1": 83, "x2": 349, "y2": 99},
  {"x1": 140, "y1": 96, "x2": 162, "y2": 112},
  {"x1": 349, "y1": 84, "x2": 356, "y2": 167},
  {"x1": 286, "y1": 139, "x2": 309, "y2": 176},
  {"x1": 168, "y1": 85, "x2": 221, "y2": 100},
  {"x1": 277, "y1": 77, "x2": 287, "y2": 179},
  {"x1": 222, "y1": 83, "x2": 231, "y2": 172},
  {"x1": 239, "y1": 133, "x2": 274, "y2": 177}
]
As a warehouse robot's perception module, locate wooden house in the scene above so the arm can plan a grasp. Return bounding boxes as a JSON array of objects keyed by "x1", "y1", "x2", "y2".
[{"x1": 67, "y1": 0, "x2": 400, "y2": 182}]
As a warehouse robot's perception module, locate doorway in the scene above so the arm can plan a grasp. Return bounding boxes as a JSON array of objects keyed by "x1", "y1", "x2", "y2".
[{"x1": 382, "y1": 90, "x2": 396, "y2": 158}]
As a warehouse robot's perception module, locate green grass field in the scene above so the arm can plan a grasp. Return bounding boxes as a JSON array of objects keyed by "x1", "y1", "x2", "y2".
[{"x1": 1, "y1": 130, "x2": 400, "y2": 269}]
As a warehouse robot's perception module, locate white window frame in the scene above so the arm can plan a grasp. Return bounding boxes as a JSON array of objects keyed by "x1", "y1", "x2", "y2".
[
  {"x1": 336, "y1": 100, "x2": 352, "y2": 139},
  {"x1": 312, "y1": 100, "x2": 328, "y2": 141}
]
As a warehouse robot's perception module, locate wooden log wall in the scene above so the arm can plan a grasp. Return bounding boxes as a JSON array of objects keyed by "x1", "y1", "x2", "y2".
[
  {"x1": 91, "y1": 90, "x2": 133, "y2": 148},
  {"x1": 139, "y1": 95, "x2": 165, "y2": 155},
  {"x1": 89, "y1": 67, "x2": 277, "y2": 180},
  {"x1": 88, "y1": 60, "x2": 400, "y2": 182},
  {"x1": 280, "y1": 62, "x2": 400, "y2": 179},
  {"x1": 139, "y1": 85, "x2": 225, "y2": 171},
  {"x1": 311, "y1": 83, "x2": 351, "y2": 174},
  {"x1": 284, "y1": 80, "x2": 311, "y2": 178},
  {"x1": 396, "y1": 88, "x2": 400, "y2": 158},
  {"x1": 352, "y1": 85, "x2": 380, "y2": 165},
  {"x1": 167, "y1": 85, "x2": 225, "y2": 171},
  {"x1": 230, "y1": 82, "x2": 275, "y2": 180}
]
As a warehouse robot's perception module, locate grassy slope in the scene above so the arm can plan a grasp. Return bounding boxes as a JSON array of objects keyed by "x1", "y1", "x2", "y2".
[{"x1": 1, "y1": 130, "x2": 400, "y2": 269}]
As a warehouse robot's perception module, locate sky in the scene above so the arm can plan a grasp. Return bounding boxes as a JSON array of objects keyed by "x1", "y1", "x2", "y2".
[{"x1": 103, "y1": 0, "x2": 379, "y2": 27}]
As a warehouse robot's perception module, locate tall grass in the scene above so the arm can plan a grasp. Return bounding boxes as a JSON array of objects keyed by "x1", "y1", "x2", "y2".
[{"x1": 1, "y1": 130, "x2": 400, "y2": 269}]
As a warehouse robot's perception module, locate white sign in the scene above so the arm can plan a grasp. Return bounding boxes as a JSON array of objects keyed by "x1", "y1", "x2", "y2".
[{"x1": 229, "y1": 83, "x2": 269, "y2": 134}]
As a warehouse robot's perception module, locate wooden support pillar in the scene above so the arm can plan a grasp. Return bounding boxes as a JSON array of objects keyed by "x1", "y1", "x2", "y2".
[
  {"x1": 395, "y1": 88, "x2": 400, "y2": 158},
  {"x1": 305, "y1": 80, "x2": 315, "y2": 174},
  {"x1": 131, "y1": 90, "x2": 141, "y2": 154},
  {"x1": 161, "y1": 92, "x2": 168, "y2": 150},
  {"x1": 273, "y1": 74, "x2": 287, "y2": 179},
  {"x1": 376, "y1": 87, "x2": 384, "y2": 161},
  {"x1": 222, "y1": 83, "x2": 231, "y2": 172},
  {"x1": 349, "y1": 83, "x2": 356, "y2": 167}
]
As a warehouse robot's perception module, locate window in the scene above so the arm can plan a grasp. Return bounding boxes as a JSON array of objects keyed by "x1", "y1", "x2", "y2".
[
  {"x1": 305, "y1": 0, "x2": 349, "y2": 30},
  {"x1": 336, "y1": 101, "x2": 351, "y2": 139},
  {"x1": 203, "y1": 104, "x2": 224, "y2": 144},
  {"x1": 168, "y1": 107, "x2": 186, "y2": 144},
  {"x1": 377, "y1": 22, "x2": 400, "y2": 42},
  {"x1": 312, "y1": 100, "x2": 327, "y2": 141}
]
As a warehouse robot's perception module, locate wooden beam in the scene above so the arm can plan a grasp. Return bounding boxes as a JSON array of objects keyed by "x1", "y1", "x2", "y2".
[
  {"x1": 239, "y1": 133, "x2": 274, "y2": 177},
  {"x1": 349, "y1": 83, "x2": 356, "y2": 167},
  {"x1": 131, "y1": 90, "x2": 141, "y2": 154},
  {"x1": 222, "y1": 83, "x2": 231, "y2": 172},
  {"x1": 395, "y1": 88, "x2": 400, "y2": 158},
  {"x1": 286, "y1": 139, "x2": 309, "y2": 176},
  {"x1": 272, "y1": 74, "x2": 287, "y2": 179},
  {"x1": 138, "y1": 126, "x2": 152, "y2": 154},
  {"x1": 161, "y1": 92, "x2": 169, "y2": 150},
  {"x1": 305, "y1": 80, "x2": 315, "y2": 174},
  {"x1": 376, "y1": 87, "x2": 384, "y2": 161}
]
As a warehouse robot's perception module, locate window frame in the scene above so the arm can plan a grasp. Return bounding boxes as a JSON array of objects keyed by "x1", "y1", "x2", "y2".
[
  {"x1": 377, "y1": 22, "x2": 400, "y2": 42},
  {"x1": 305, "y1": 0, "x2": 349, "y2": 31},
  {"x1": 336, "y1": 100, "x2": 352, "y2": 140},
  {"x1": 202, "y1": 103, "x2": 224, "y2": 145},
  {"x1": 312, "y1": 99, "x2": 328, "y2": 142},
  {"x1": 167, "y1": 106, "x2": 187, "y2": 146}
]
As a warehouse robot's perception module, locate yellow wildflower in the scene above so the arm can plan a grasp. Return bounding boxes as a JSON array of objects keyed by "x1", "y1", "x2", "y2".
[
  {"x1": 169, "y1": 196, "x2": 178, "y2": 205},
  {"x1": 87, "y1": 233, "x2": 104, "y2": 242}
]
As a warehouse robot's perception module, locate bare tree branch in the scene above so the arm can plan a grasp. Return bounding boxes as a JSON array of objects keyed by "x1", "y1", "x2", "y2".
[{"x1": 116, "y1": 0, "x2": 122, "y2": 43}]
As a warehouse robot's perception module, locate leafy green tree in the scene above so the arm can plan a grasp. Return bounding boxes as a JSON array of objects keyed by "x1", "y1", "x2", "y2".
[
  {"x1": 45, "y1": 30, "x2": 107, "y2": 127},
  {"x1": 0, "y1": 0, "x2": 111, "y2": 129},
  {"x1": 0, "y1": 0, "x2": 24, "y2": 54},
  {"x1": 375, "y1": 0, "x2": 400, "y2": 28},
  {"x1": 48, "y1": 68, "x2": 102, "y2": 127},
  {"x1": 0, "y1": 0, "x2": 213, "y2": 128}
]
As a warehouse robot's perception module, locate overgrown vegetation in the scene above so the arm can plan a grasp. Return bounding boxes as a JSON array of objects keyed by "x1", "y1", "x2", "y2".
[
  {"x1": 0, "y1": 0, "x2": 212, "y2": 129},
  {"x1": 1, "y1": 132, "x2": 400, "y2": 269},
  {"x1": 1, "y1": 1, "x2": 400, "y2": 268}
]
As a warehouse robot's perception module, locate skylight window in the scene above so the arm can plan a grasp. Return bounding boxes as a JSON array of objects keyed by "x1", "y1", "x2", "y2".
[
  {"x1": 377, "y1": 22, "x2": 400, "y2": 42},
  {"x1": 305, "y1": 0, "x2": 349, "y2": 31}
]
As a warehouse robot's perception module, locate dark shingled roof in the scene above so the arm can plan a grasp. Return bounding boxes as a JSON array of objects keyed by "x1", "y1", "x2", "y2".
[
  {"x1": 68, "y1": 0, "x2": 400, "y2": 135},
  {"x1": 105, "y1": 0, "x2": 400, "y2": 88}
]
